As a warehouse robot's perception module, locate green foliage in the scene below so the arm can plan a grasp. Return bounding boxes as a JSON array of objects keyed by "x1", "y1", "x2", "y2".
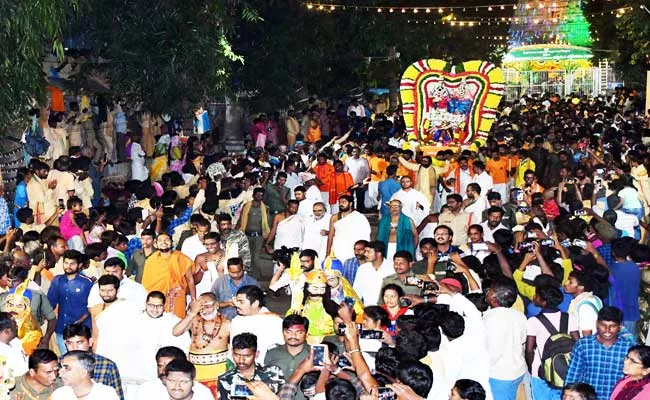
[
  {"x1": 0, "y1": 0, "x2": 74, "y2": 131},
  {"x1": 585, "y1": 1, "x2": 649, "y2": 87},
  {"x1": 75, "y1": 0, "x2": 256, "y2": 115}
]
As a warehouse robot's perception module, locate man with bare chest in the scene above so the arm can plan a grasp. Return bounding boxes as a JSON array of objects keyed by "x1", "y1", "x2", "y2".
[{"x1": 173, "y1": 292, "x2": 231, "y2": 398}]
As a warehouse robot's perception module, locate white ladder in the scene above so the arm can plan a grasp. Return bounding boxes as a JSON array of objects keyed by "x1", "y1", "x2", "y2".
[{"x1": 598, "y1": 59, "x2": 610, "y2": 95}]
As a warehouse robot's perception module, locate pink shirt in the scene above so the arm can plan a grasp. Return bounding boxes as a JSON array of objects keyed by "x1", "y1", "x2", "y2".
[
  {"x1": 59, "y1": 210, "x2": 83, "y2": 240},
  {"x1": 526, "y1": 311, "x2": 578, "y2": 377}
]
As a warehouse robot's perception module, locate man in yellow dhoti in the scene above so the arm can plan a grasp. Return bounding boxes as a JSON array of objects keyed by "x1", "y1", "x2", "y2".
[{"x1": 142, "y1": 233, "x2": 197, "y2": 319}]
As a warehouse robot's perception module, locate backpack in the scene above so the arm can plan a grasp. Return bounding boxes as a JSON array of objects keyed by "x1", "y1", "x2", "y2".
[
  {"x1": 23, "y1": 115, "x2": 49, "y2": 157},
  {"x1": 536, "y1": 312, "x2": 576, "y2": 389}
]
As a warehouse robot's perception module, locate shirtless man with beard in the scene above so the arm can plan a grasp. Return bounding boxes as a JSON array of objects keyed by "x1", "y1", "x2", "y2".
[{"x1": 172, "y1": 292, "x2": 231, "y2": 398}]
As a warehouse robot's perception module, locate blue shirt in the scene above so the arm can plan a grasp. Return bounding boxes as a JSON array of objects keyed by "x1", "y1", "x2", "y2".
[
  {"x1": 47, "y1": 273, "x2": 94, "y2": 333},
  {"x1": 0, "y1": 198, "x2": 10, "y2": 235},
  {"x1": 13, "y1": 181, "x2": 28, "y2": 228},
  {"x1": 597, "y1": 243, "x2": 613, "y2": 267},
  {"x1": 610, "y1": 261, "x2": 641, "y2": 321},
  {"x1": 378, "y1": 178, "x2": 401, "y2": 216},
  {"x1": 125, "y1": 236, "x2": 142, "y2": 261},
  {"x1": 167, "y1": 207, "x2": 193, "y2": 236},
  {"x1": 211, "y1": 275, "x2": 260, "y2": 320},
  {"x1": 565, "y1": 334, "x2": 635, "y2": 400},
  {"x1": 342, "y1": 257, "x2": 361, "y2": 285},
  {"x1": 526, "y1": 289, "x2": 572, "y2": 318}
]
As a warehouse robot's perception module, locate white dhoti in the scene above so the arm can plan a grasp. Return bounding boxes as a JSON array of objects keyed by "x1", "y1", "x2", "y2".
[
  {"x1": 331, "y1": 211, "x2": 371, "y2": 261},
  {"x1": 366, "y1": 181, "x2": 379, "y2": 208},
  {"x1": 386, "y1": 242, "x2": 397, "y2": 262},
  {"x1": 274, "y1": 215, "x2": 304, "y2": 250}
]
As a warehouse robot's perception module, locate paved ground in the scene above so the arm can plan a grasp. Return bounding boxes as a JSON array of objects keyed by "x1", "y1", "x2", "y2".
[{"x1": 258, "y1": 211, "x2": 380, "y2": 315}]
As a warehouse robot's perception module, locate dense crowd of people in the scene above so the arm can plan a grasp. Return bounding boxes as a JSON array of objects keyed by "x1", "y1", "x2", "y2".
[{"x1": 0, "y1": 89, "x2": 649, "y2": 400}]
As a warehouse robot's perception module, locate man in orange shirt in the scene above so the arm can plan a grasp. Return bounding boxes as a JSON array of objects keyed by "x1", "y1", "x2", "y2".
[
  {"x1": 328, "y1": 160, "x2": 354, "y2": 214},
  {"x1": 313, "y1": 153, "x2": 335, "y2": 211},
  {"x1": 486, "y1": 146, "x2": 510, "y2": 201},
  {"x1": 367, "y1": 148, "x2": 387, "y2": 210},
  {"x1": 396, "y1": 149, "x2": 417, "y2": 183}
]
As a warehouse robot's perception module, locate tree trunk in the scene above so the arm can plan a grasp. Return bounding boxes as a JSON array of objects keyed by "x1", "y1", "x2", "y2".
[{"x1": 221, "y1": 96, "x2": 246, "y2": 152}]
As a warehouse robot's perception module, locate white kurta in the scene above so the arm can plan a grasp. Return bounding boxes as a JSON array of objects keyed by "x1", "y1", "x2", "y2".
[
  {"x1": 135, "y1": 312, "x2": 190, "y2": 381},
  {"x1": 302, "y1": 214, "x2": 331, "y2": 259},
  {"x1": 390, "y1": 189, "x2": 431, "y2": 225},
  {"x1": 95, "y1": 301, "x2": 148, "y2": 383},
  {"x1": 331, "y1": 211, "x2": 371, "y2": 262}
]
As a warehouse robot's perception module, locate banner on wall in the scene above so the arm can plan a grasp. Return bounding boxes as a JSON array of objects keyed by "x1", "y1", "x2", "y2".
[{"x1": 400, "y1": 59, "x2": 504, "y2": 145}]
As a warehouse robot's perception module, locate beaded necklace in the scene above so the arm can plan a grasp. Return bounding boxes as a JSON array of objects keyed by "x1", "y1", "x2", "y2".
[{"x1": 197, "y1": 315, "x2": 223, "y2": 348}]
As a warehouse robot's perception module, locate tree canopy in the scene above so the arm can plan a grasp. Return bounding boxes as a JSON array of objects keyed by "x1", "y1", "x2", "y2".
[
  {"x1": 0, "y1": 0, "x2": 73, "y2": 131},
  {"x1": 585, "y1": 1, "x2": 650, "y2": 86},
  {"x1": 73, "y1": 0, "x2": 261, "y2": 115}
]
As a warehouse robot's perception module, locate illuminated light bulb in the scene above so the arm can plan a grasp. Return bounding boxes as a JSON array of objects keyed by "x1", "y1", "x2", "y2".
[
  {"x1": 389, "y1": 8, "x2": 394, "y2": 13},
  {"x1": 450, "y1": 21, "x2": 455, "y2": 26},
  {"x1": 438, "y1": 8, "x2": 443, "y2": 13},
  {"x1": 330, "y1": 6, "x2": 335, "y2": 11},
  {"x1": 469, "y1": 22, "x2": 474, "y2": 27},
  {"x1": 307, "y1": 3, "x2": 313, "y2": 9},
  {"x1": 402, "y1": 8, "x2": 406, "y2": 13},
  {"x1": 413, "y1": 8, "x2": 418, "y2": 13},
  {"x1": 501, "y1": 5, "x2": 505, "y2": 10},
  {"x1": 513, "y1": 5, "x2": 517, "y2": 10},
  {"x1": 459, "y1": 21, "x2": 465, "y2": 26},
  {"x1": 318, "y1": 5, "x2": 324, "y2": 10},
  {"x1": 426, "y1": 8, "x2": 431, "y2": 13},
  {"x1": 488, "y1": 6, "x2": 493, "y2": 11},
  {"x1": 377, "y1": 8, "x2": 381, "y2": 12}
]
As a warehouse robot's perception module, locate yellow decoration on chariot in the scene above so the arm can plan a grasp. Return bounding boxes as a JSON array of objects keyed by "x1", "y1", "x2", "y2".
[{"x1": 2, "y1": 280, "x2": 42, "y2": 355}]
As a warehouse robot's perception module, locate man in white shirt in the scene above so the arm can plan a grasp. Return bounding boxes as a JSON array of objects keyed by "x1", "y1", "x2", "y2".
[
  {"x1": 0, "y1": 313, "x2": 28, "y2": 377},
  {"x1": 464, "y1": 183, "x2": 490, "y2": 225},
  {"x1": 390, "y1": 176, "x2": 431, "y2": 225},
  {"x1": 180, "y1": 217, "x2": 211, "y2": 262},
  {"x1": 87, "y1": 257, "x2": 147, "y2": 309},
  {"x1": 484, "y1": 281, "x2": 527, "y2": 400},
  {"x1": 136, "y1": 292, "x2": 189, "y2": 382},
  {"x1": 564, "y1": 270, "x2": 603, "y2": 337},
  {"x1": 53, "y1": 350, "x2": 119, "y2": 400},
  {"x1": 439, "y1": 311, "x2": 493, "y2": 400},
  {"x1": 352, "y1": 241, "x2": 394, "y2": 306},
  {"x1": 136, "y1": 346, "x2": 212, "y2": 400},
  {"x1": 472, "y1": 161, "x2": 494, "y2": 195},
  {"x1": 294, "y1": 186, "x2": 316, "y2": 220},
  {"x1": 479, "y1": 206, "x2": 508, "y2": 242},
  {"x1": 446, "y1": 156, "x2": 474, "y2": 200},
  {"x1": 347, "y1": 99, "x2": 365, "y2": 118},
  {"x1": 284, "y1": 162, "x2": 302, "y2": 199},
  {"x1": 301, "y1": 202, "x2": 331, "y2": 259},
  {"x1": 91, "y1": 274, "x2": 147, "y2": 399},
  {"x1": 344, "y1": 147, "x2": 371, "y2": 213},
  {"x1": 230, "y1": 285, "x2": 284, "y2": 362}
]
